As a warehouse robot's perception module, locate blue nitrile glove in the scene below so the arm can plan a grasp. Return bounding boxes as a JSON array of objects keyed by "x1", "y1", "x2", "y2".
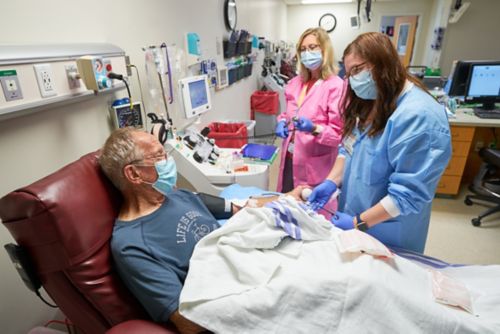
[
  {"x1": 308, "y1": 179, "x2": 337, "y2": 211},
  {"x1": 293, "y1": 116, "x2": 315, "y2": 132},
  {"x1": 331, "y1": 211, "x2": 355, "y2": 230},
  {"x1": 275, "y1": 120, "x2": 289, "y2": 138}
]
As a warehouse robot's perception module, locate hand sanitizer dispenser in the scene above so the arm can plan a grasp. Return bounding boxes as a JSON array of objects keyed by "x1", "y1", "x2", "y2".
[{"x1": 186, "y1": 33, "x2": 201, "y2": 67}]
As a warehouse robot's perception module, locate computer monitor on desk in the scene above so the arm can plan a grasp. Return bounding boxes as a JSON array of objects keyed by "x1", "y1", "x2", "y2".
[
  {"x1": 465, "y1": 62, "x2": 500, "y2": 118},
  {"x1": 446, "y1": 60, "x2": 496, "y2": 97}
]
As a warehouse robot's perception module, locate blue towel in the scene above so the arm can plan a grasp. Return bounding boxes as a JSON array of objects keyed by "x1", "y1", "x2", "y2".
[{"x1": 241, "y1": 143, "x2": 278, "y2": 161}]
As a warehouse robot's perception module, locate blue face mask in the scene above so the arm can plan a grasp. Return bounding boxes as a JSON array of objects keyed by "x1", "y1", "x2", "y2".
[
  {"x1": 349, "y1": 70, "x2": 378, "y2": 100},
  {"x1": 300, "y1": 51, "x2": 322, "y2": 70},
  {"x1": 142, "y1": 157, "x2": 177, "y2": 195}
]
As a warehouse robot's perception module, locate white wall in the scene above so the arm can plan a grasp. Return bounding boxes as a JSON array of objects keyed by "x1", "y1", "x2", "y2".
[
  {"x1": 0, "y1": 1, "x2": 286, "y2": 333},
  {"x1": 439, "y1": 0, "x2": 500, "y2": 76},
  {"x1": 287, "y1": 0, "x2": 434, "y2": 66}
]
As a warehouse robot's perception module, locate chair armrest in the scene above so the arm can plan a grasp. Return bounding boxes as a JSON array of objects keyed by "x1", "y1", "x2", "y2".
[{"x1": 106, "y1": 320, "x2": 178, "y2": 334}]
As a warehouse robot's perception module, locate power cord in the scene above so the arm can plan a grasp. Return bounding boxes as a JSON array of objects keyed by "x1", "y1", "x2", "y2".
[
  {"x1": 127, "y1": 64, "x2": 148, "y2": 129},
  {"x1": 45, "y1": 319, "x2": 77, "y2": 334},
  {"x1": 107, "y1": 72, "x2": 133, "y2": 108},
  {"x1": 36, "y1": 290, "x2": 58, "y2": 308}
]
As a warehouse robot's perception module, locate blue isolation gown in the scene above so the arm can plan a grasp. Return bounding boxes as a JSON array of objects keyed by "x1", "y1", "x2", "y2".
[{"x1": 338, "y1": 84, "x2": 452, "y2": 253}]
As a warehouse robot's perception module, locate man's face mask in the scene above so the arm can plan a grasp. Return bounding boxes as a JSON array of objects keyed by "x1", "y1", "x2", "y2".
[
  {"x1": 349, "y1": 69, "x2": 378, "y2": 100},
  {"x1": 139, "y1": 157, "x2": 177, "y2": 195}
]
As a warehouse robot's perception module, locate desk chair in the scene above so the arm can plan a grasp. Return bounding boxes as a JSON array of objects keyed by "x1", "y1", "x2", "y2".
[
  {"x1": 464, "y1": 148, "x2": 500, "y2": 226},
  {"x1": 0, "y1": 152, "x2": 176, "y2": 334}
]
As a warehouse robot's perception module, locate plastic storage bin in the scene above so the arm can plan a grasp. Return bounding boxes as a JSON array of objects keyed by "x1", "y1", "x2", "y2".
[
  {"x1": 251, "y1": 91, "x2": 280, "y2": 144},
  {"x1": 228, "y1": 67, "x2": 238, "y2": 85},
  {"x1": 225, "y1": 119, "x2": 256, "y2": 143},
  {"x1": 207, "y1": 122, "x2": 248, "y2": 148},
  {"x1": 250, "y1": 91, "x2": 279, "y2": 118},
  {"x1": 244, "y1": 63, "x2": 253, "y2": 77},
  {"x1": 237, "y1": 66, "x2": 245, "y2": 81},
  {"x1": 223, "y1": 41, "x2": 236, "y2": 58}
]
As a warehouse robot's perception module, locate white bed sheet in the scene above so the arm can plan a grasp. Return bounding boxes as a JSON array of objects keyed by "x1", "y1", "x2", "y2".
[{"x1": 179, "y1": 196, "x2": 500, "y2": 334}]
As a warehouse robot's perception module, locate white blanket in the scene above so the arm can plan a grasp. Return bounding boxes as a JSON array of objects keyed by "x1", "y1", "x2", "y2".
[{"x1": 179, "y1": 196, "x2": 500, "y2": 334}]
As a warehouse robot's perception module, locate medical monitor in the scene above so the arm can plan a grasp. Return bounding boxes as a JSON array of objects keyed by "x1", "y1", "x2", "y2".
[
  {"x1": 179, "y1": 75, "x2": 212, "y2": 119},
  {"x1": 465, "y1": 62, "x2": 500, "y2": 110}
]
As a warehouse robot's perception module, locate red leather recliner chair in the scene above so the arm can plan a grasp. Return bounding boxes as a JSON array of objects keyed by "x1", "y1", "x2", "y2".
[{"x1": 0, "y1": 152, "x2": 177, "y2": 334}]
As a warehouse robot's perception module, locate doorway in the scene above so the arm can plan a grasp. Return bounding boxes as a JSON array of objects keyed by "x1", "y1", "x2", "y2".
[{"x1": 380, "y1": 15, "x2": 419, "y2": 67}]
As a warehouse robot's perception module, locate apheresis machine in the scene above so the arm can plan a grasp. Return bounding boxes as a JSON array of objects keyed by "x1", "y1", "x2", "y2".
[{"x1": 167, "y1": 74, "x2": 268, "y2": 195}]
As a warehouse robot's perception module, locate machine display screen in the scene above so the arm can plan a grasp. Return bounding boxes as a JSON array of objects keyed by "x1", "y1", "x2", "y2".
[
  {"x1": 468, "y1": 65, "x2": 500, "y2": 97},
  {"x1": 189, "y1": 79, "x2": 209, "y2": 109}
]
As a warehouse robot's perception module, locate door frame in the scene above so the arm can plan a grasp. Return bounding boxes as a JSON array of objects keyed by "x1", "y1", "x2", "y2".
[{"x1": 378, "y1": 12, "x2": 424, "y2": 66}]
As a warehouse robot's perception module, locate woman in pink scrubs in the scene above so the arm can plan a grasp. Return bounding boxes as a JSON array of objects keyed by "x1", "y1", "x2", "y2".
[{"x1": 275, "y1": 27, "x2": 344, "y2": 214}]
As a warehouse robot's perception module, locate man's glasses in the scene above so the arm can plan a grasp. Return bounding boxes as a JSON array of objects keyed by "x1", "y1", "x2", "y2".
[
  {"x1": 129, "y1": 151, "x2": 167, "y2": 166},
  {"x1": 346, "y1": 62, "x2": 368, "y2": 78},
  {"x1": 300, "y1": 44, "x2": 320, "y2": 52}
]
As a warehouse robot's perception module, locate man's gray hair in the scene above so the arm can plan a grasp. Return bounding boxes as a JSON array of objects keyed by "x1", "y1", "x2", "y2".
[{"x1": 98, "y1": 127, "x2": 144, "y2": 190}]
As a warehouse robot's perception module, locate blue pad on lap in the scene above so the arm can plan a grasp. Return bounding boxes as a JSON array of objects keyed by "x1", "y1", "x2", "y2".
[
  {"x1": 219, "y1": 183, "x2": 270, "y2": 200},
  {"x1": 217, "y1": 184, "x2": 278, "y2": 225}
]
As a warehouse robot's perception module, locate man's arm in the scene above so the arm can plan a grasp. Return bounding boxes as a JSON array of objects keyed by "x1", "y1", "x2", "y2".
[
  {"x1": 196, "y1": 192, "x2": 235, "y2": 219},
  {"x1": 197, "y1": 186, "x2": 306, "y2": 219},
  {"x1": 246, "y1": 186, "x2": 306, "y2": 207},
  {"x1": 169, "y1": 310, "x2": 207, "y2": 334}
]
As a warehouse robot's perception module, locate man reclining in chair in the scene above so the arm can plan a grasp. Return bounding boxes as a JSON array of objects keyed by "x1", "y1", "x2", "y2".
[{"x1": 98, "y1": 127, "x2": 303, "y2": 334}]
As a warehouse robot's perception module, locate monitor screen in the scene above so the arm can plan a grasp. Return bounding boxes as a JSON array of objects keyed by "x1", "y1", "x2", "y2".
[
  {"x1": 465, "y1": 61, "x2": 500, "y2": 111},
  {"x1": 188, "y1": 79, "x2": 209, "y2": 109},
  {"x1": 179, "y1": 75, "x2": 212, "y2": 119},
  {"x1": 447, "y1": 60, "x2": 473, "y2": 96},
  {"x1": 467, "y1": 64, "x2": 500, "y2": 97}
]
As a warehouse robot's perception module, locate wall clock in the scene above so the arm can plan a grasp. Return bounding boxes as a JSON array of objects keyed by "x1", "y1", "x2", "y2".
[
  {"x1": 319, "y1": 13, "x2": 337, "y2": 33},
  {"x1": 224, "y1": 0, "x2": 237, "y2": 31}
]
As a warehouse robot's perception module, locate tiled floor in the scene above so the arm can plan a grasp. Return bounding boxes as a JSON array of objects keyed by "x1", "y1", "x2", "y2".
[{"x1": 427, "y1": 187, "x2": 500, "y2": 265}]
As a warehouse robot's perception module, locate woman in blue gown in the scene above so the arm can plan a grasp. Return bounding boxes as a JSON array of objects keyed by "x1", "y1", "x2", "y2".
[{"x1": 308, "y1": 32, "x2": 452, "y2": 253}]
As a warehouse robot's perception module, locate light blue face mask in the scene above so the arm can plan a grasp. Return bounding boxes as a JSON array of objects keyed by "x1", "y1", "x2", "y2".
[
  {"x1": 349, "y1": 70, "x2": 378, "y2": 100},
  {"x1": 141, "y1": 157, "x2": 177, "y2": 195},
  {"x1": 300, "y1": 51, "x2": 322, "y2": 70}
]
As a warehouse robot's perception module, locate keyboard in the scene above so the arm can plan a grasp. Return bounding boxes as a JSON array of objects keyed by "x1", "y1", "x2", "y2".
[{"x1": 473, "y1": 109, "x2": 500, "y2": 119}]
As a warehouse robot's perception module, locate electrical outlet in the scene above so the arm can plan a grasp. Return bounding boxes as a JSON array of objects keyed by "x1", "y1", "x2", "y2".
[
  {"x1": 34, "y1": 64, "x2": 57, "y2": 97},
  {"x1": 65, "y1": 64, "x2": 81, "y2": 89}
]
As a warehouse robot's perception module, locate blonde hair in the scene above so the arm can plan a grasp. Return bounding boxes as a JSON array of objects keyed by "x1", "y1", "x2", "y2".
[
  {"x1": 98, "y1": 127, "x2": 144, "y2": 190},
  {"x1": 296, "y1": 27, "x2": 337, "y2": 82}
]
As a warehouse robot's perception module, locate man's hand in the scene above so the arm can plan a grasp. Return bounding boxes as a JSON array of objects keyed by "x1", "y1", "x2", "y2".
[
  {"x1": 285, "y1": 185, "x2": 308, "y2": 202},
  {"x1": 170, "y1": 310, "x2": 206, "y2": 334},
  {"x1": 245, "y1": 185, "x2": 307, "y2": 208}
]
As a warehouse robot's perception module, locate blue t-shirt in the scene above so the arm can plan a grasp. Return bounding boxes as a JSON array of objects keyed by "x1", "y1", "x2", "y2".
[{"x1": 111, "y1": 189, "x2": 220, "y2": 323}]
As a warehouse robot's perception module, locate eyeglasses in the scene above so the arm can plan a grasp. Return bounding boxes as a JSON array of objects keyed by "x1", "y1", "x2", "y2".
[
  {"x1": 129, "y1": 151, "x2": 167, "y2": 166},
  {"x1": 299, "y1": 44, "x2": 320, "y2": 52},
  {"x1": 346, "y1": 62, "x2": 368, "y2": 78}
]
